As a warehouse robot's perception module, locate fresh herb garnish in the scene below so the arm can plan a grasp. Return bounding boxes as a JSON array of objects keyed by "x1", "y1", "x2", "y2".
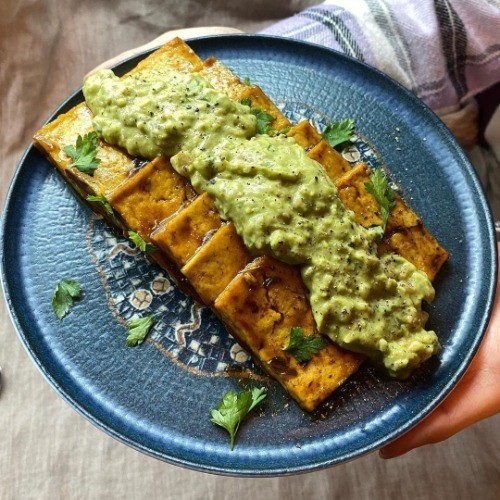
[
  {"x1": 243, "y1": 76, "x2": 251, "y2": 86},
  {"x1": 52, "y1": 279, "x2": 82, "y2": 319},
  {"x1": 63, "y1": 131, "x2": 101, "y2": 174},
  {"x1": 239, "y1": 100, "x2": 274, "y2": 134},
  {"x1": 251, "y1": 108, "x2": 274, "y2": 135},
  {"x1": 322, "y1": 118, "x2": 355, "y2": 150},
  {"x1": 268, "y1": 126, "x2": 290, "y2": 137},
  {"x1": 284, "y1": 326, "x2": 325, "y2": 363},
  {"x1": 86, "y1": 194, "x2": 115, "y2": 220},
  {"x1": 126, "y1": 315, "x2": 155, "y2": 347},
  {"x1": 248, "y1": 386, "x2": 267, "y2": 411},
  {"x1": 210, "y1": 387, "x2": 267, "y2": 450},
  {"x1": 129, "y1": 230, "x2": 156, "y2": 254},
  {"x1": 364, "y1": 168, "x2": 396, "y2": 232}
]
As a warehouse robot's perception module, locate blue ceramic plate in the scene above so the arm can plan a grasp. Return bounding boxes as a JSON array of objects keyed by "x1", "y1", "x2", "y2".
[{"x1": 1, "y1": 35, "x2": 497, "y2": 476}]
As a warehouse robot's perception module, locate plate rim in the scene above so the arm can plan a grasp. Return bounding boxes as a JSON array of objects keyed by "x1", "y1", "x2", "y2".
[{"x1": 1, "y1": 33, "x2": 497, "y2": 476}]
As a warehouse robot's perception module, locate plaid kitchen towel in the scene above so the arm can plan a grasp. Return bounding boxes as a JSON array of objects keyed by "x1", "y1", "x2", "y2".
[{"x1": 260, "y1": 0, "x2": 500, "y2": 113}]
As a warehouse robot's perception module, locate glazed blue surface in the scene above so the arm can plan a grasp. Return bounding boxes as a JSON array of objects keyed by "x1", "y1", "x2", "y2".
[{"x1": 0, "y1": 35, "x2": 497, "y2": 476}]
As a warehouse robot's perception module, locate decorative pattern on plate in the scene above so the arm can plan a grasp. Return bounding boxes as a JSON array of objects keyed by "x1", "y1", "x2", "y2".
[{"x1": 87, "y1": 217, "x2": 261, "y2": 378}]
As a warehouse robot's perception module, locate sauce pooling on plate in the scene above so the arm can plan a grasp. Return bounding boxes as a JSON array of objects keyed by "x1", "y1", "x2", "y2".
[{"x1": 84, "y1": 67, "x2": 440, "y2": 377}]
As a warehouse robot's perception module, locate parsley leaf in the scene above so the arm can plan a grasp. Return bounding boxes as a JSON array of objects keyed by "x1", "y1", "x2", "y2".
[
  {"x1": 240, "y1": 101, "x2": 274, "y2": 134},
  {"x1": 210, "y1": 387, "x2": 267, "y2": 450},
  {"x1": 249, "y1": 387, "x2": 267, "y2": 411},
  {"x1": 63, "y1": 131, "x2": 101, "y2": 174},
  {"x1": 284, "y1": 327, "x2": 325, "y2": 363},
  {"x1": 251, "y1": 108, "x2": 274, "y2": 135},
  {"x1": 126, "y1": 315, "x2": 155, "y2": 347},
  {"x1": 268, "y1": 126, "x2": 290, "y2": 137},
  {"x1": 52, "y1": 279, "x2": 82, "y2": 319},
  {"x1": 86, "y1": 194, "x2": 115, "y2": 219},
  {"x1": 129, "y1": 231, "x2": 156, "y2": 254},
  {"x1": 322, "y1": 118, "x2": 355, "y2": 150},
  {"x1": 243, "y1": 76, "x2": 251, "y2": 86},
  {"x1": 364, "y1": 168, "x2": 396, "y2": 232}
]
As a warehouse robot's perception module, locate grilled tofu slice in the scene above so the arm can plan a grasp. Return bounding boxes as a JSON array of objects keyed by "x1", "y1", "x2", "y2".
[
  {"x1": 334, "y1": 162, "x2": 448, "y2": 280},
  {"x1": 151, "y1": 192, "x2": 222, "y2": 267},
  {"x1": 335, "y1": 163, "x2": 385, "y2": 229},
  {"x1": 128, "y1": 36, "x2": 203, "y2": 75},
  {"x1": 238, "y1": 85, "x2": 291, "y2": 131},
  {"x1": 33, "y1": 103, "x2": 136, "y2": 199},
  {"x1": 335, "y1": 162, "x2": 420, "y2": 231},
  {"x1": 199, "y1": 56, "x2": 291, "y2": 131},
  {"x1": 287, "y1": 120, "x2": 323, "y2": 150},
  {"x1": 378, "y1": 225, "x2": 449, "y2": 281},
  {"x1": 181, "y1": 224, "x2": 253, "y2": 305},
  {"x1": 107, "y1": 156, "x2": 196, "y2": 240},
  {"x1": 214, "y1": 256, "x2": 364, "y2": 412},
  {"x1": 197, "y1": 57, "x2": 249, "y2": 101},
  {"x1": 308, "y1": 139, "x2": 352, "y2": 181}
]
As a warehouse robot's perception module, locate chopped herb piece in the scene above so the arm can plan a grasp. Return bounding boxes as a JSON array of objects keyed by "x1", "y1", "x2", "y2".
[
  {"x1": 210, "y1": 387, "x2": 267, "y2": 450},
  {"x1": 243, "y1": 76, "x2": 251, "y2": 86},
  {"x1": 364, "y1": 168, "x2": 396, "y2": 232},
  {"x1": 86, "y1": 194, "x2": 115, "y2": 220},
  {"x1": 368, "y1": 224, "x2": 385, "y2": 240},
  {"x1": 251, "y1": 108, "x2": 274, "y2": 135},
  {"x1": 248, "y1": 387, "x2": 267, "y2": 411},
  {"x1": 239, "y1": 97, "x2": 252, "y2": 107},
  {"x1": 322, "y1": 118, "x2": 355, "y2": 150},
  {"x1": 126, "y1": 315, "x2": 154, "y2": 347},
  {"x1": 268, "y1": 126, "x2": 290, "y2": 137},
  {"x1": 63, "y1": 131, "x2": 101, "y2": 174},
  {"x1": 284, "y1": 326, "x2": 325, "y2": 363},
  {"x1": 129, "y1": 230, "x2": 156, "y2": 254},
  {"x1": 52, "y1": 279, "x2": 82, "y2": 319}
]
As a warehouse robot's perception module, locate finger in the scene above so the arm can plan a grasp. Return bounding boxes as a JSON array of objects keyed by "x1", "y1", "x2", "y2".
[{"x1": 380, "y1": 372, "x2": 499, "y2": 459}]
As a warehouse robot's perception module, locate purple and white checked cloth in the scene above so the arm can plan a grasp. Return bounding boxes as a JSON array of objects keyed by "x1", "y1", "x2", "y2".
[{"x1": 261, "y1": 0, "x2": 500, "y2": 113}]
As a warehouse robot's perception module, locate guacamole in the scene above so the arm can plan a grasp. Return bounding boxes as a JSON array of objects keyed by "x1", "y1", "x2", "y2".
[
  {"x1": 83, "y1": 68, "x2": 440, "y2": 377},
  {"x1": 83, "y1": 68, "x2": 257, "y2": 157}
]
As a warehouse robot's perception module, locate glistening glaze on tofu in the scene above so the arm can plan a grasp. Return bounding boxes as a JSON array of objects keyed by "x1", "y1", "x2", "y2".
[{"x1": 83, "y1": 67, "x2": 440, "y2": 378}]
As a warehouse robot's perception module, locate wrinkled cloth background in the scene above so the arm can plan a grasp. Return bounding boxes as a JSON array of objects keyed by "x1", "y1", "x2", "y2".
[{"x1": 1, "y1": 1, "x2": 500, "y2": 499}]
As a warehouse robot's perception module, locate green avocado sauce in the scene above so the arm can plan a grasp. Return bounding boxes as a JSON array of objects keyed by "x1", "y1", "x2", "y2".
[
  {"x1": 83, "y1": 69, "x2": 257, "y2": 157},
  {"x1": 83, "y1": 68, "x2": 440, "y2": 378}
]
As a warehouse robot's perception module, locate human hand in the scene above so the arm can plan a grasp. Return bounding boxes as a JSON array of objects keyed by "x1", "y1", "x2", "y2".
[{"x1": 380, "y1": 244, "x2": 500, "y2": 458}]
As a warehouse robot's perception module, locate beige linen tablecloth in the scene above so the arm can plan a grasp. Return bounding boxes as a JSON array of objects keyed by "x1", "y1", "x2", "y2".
[{"x1": 1, "y1": 1, "x2": 499, "y2": 498}]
